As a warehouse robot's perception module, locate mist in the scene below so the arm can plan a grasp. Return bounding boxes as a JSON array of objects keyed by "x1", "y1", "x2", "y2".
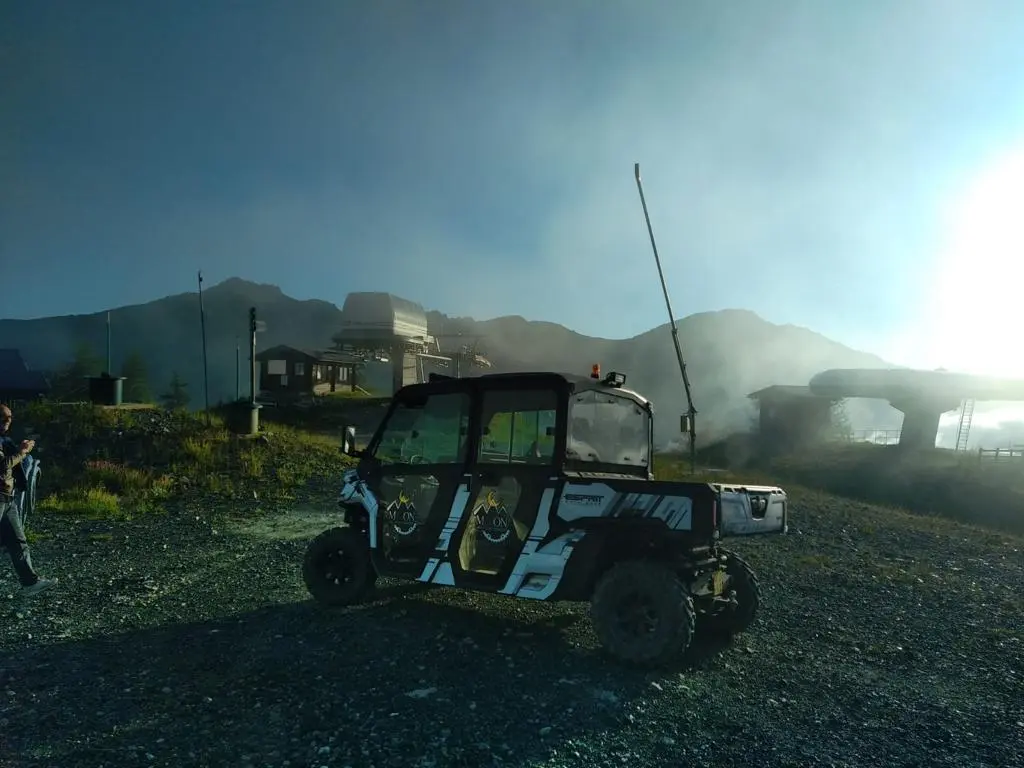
[{"x1": 4, "y1": 0, "x2": 1024, "y2": 382}]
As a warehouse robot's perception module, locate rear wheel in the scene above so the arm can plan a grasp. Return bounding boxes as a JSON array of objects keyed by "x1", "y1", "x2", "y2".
[
  {"x1": 705, "y1": 549, "x2": 760, "y2": 635},
  {"x1": 590, "y1": 560, "x2": 696, "y2": 668},
  {"x1": 303, "y1": 526, "x2": 377, "y2": 606}
]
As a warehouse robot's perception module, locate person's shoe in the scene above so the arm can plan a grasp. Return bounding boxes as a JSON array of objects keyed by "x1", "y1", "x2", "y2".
[{"x1": 20, "y1": 578, "x2": 57, "y2": 597}]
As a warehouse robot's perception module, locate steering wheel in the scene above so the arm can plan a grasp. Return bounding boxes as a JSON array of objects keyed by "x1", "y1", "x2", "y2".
[{"x1": 407, "y1": 454, "x2": 425, "y2": 465}]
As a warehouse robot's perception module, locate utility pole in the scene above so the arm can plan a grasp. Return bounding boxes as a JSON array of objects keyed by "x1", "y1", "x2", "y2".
[
  {"x1": 105, "y1": 310, "x2": 112, "y2": 374},
  {"x1": 198, "y1": 271, "x2": 210, "y2": 422},
  {"x1": 235, "y1": 335, "x2": 241, "y2": 401},
  {"x1": 249, "y1": 306, "x2": 257, "y2": 406}
]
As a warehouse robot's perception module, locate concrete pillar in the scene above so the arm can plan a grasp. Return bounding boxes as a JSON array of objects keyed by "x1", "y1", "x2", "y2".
[
  {"x1": 403, "y1": 353, "x2": 418, "y2": 387},
  {"x1": 890, "y1": 398, "x2": 960, "y2": 450},
  {"x1": 389, "y1": 350, "x2": 419, "y2": 394}
]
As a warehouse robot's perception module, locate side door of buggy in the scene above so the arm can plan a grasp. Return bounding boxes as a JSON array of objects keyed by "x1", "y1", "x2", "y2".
[
  {"x1": 363, "y1": 388, "x2": 474, "y2": 580},
  {"x1": 441, "y1": 383, "x2": 562, "y2": 592}
]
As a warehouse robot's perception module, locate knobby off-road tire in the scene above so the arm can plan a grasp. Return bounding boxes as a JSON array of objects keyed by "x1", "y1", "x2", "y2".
[
  {"x1": 590, "y1": 560, "x2": 696, "y2": 668},
  {"x1": 706, "y1": 549, "x2": 761, "y2": 636},
  {"x1": 303, "y1": 526, "x2": 377, "y2": 607}
]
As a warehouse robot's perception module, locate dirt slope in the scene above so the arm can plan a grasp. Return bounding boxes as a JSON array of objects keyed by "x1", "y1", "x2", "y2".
[{"x1": 0, "y1": 490, "x2": 1021, "y2": 768}]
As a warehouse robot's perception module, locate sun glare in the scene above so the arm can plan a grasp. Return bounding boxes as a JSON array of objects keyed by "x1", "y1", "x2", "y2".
[{"x1": 924, "y1": 146, "x2": 1024, "y2": 379}]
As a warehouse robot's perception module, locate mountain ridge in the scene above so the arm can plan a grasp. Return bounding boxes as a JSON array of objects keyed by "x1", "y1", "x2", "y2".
[{"x1": 0, "y1": 277, "x2": 903, "y2": 440}]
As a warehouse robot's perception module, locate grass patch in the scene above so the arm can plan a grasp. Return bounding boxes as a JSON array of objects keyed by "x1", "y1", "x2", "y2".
[
  {"x1": 182, "y1": 436, "x2": 219, "y2": 468},
  {"x1": 20, "y1": 401, "x2": 355, "y2": 522},
  {"x1": 84, "y1": 460, "x2": 163, "y2": 495},
  {"x1": 39, "y1": 487, "x2": 127, "y2": 521},
  {"x1": 795, "y1": 553, "x2": 834, "y2": 570},
  {"x1": 258, "y1": 395, "x2": 391, "y2": 435},
  {"x1": 869, "y1": 561, "x2": 937, "y2": 585},
  {"x1": 654, "y1": 454, "x2": 779, "y2": 486}
]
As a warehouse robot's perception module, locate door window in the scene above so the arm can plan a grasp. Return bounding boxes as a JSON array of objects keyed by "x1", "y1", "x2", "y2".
[
  {"x1": 373, "y1": 392, "x2": 470, "y2": 465},
  {"x1": 477, "y1": 389, "x2": 558, "y2": 465}
]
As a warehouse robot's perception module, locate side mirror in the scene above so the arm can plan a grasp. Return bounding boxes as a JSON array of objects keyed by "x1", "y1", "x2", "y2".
[
  {"x1": 680, "y1": 414, "x2": 692, "y2": 434},
  {"x1": 341, "y1": 425, "x2": 359, "y2": 457}
]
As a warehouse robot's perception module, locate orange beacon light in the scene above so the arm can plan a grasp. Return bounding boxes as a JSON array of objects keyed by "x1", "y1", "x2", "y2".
[{"x1": 591, "y1": 364, "x2": 601, "y2": 379}]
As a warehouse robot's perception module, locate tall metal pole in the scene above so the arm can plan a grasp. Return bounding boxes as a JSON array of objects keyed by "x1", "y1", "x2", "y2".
[
  {"x1": 105, "y1": 311, "x2": 112, "y2": 374},
  {"x1": 249, "y1": 307, "x2": 257, "y2": 405},
  {"x1": 235, "y1": 336, "x2": 241, "y2": 401},
  {"x1": 634, "y1": 163, "x2": 697, "y2": 472},
  {"x1": 198, "y1": 271, "x2": 210, "y2": 422}
]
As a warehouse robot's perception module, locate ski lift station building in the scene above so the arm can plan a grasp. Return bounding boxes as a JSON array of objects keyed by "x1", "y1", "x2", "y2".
[{"x1": 333, "y1": 292, "x2": 445, "y2": 394}]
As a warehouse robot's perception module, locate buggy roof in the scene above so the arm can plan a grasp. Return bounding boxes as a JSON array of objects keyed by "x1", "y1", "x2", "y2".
[{"x1": 408, "y1": 370, "x2": 650, "y2": 407}]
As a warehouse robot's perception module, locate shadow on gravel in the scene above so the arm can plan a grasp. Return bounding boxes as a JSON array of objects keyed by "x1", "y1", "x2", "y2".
[{"x1": 0, "y1": 588, "x2": 737, "y2": 768}]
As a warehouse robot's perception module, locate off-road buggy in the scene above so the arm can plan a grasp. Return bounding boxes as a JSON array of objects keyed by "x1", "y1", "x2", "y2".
[{"x1": 302, "y1": 367, "x2": 787, "y2": 667}]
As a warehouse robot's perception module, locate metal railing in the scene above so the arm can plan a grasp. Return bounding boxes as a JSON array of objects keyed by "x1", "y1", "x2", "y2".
[
  {"x1": 846, "y1": 428, "x2": 902, "y2": 445},
  {"x1": 978, "y1": 446, "x2": 1024, "y2": 462}
]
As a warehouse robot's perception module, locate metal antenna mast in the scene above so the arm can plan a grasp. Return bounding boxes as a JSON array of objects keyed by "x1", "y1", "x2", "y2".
[
  {"x1": 634, "y1": 163, "x2": 697, "y2": 472},
  {"x1": 198, "y1": 271, "x2": 211, "y2": 424}
]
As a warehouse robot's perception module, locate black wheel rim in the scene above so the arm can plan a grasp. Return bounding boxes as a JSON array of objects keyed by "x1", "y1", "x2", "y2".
[
  {"x1": 613, "y1": 591, "x2": 660, "y2": 640},
  {"x1": 321, "y1": 547, "x2": 354, "y2": 588}
]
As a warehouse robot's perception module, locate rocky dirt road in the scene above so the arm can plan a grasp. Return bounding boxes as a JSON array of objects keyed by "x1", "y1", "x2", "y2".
[{"x1": 1, "y1": 489, "x2": 1021, "y2": 768}]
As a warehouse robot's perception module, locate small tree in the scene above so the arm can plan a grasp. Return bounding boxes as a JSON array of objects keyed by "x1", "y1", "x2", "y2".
[
  {"x1": 50, "y1": 342, "x2": 104, "y2": 400},
  {"x1": 160, "y1": 372, "x2": 190, "y2": 410},
  {"x1": 121, "y1": 350, "x2": 152, "y2": 403}
]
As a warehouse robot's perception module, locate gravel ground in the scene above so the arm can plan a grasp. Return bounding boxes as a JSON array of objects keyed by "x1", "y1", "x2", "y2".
[{"x1": 1, "y1": 489, "x2": 1022, "y2": 768}]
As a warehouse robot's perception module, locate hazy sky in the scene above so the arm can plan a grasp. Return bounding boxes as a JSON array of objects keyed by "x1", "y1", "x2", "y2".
[{"x1": 4, "y1": 1, "x2": 1024, "y2": 374}]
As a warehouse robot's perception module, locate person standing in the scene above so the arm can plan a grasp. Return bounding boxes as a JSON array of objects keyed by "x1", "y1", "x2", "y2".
[{"x1": 0, "y1": 404, "x2": 56, "y2": 596}]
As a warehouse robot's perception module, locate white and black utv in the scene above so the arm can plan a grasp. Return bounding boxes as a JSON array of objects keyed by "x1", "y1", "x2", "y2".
[{"x1": 303, "y1": 368, "x2": 787, "y2": 667}]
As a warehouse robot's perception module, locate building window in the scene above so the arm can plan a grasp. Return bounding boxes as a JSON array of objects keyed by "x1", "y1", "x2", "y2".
[
  {"x1": 295, "y1": 362, "x2": 305, "y2": 376},
  {"x1": 267, "y1": 359, "x2": 287, "y2": 375},
  {"x1": 280, "y1": 374, "x2": 289, "y2": 387}
]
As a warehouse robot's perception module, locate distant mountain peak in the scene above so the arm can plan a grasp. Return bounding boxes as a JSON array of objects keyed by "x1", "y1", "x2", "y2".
[{"x1": 205, "y1": 277, "x2": 285, "y2": 301}]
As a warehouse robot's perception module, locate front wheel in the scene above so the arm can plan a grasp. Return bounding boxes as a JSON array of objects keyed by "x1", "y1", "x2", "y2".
[
  {"x1": 303, "y1": 526, "x2": 377, "y2": 606},
  {"x1": 590, "y1": 560, "x2": 696, "y2": 668},
  {"x1": 704, "y1": 549, "x2": 761, "y2": 636}
]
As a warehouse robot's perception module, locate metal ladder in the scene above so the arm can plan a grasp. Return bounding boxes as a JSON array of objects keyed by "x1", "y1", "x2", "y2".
[{"x1": 955, "y1": 399, "x2": 975, "y2": 451}]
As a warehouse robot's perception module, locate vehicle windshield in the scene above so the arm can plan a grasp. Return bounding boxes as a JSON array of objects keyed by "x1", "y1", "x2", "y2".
[
  {"x1": 372, "y1": 392, "x2": 470, "y2": 465},
  {"x1": 566, "y1": 389, "x2": 650, "y2": 467}
]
